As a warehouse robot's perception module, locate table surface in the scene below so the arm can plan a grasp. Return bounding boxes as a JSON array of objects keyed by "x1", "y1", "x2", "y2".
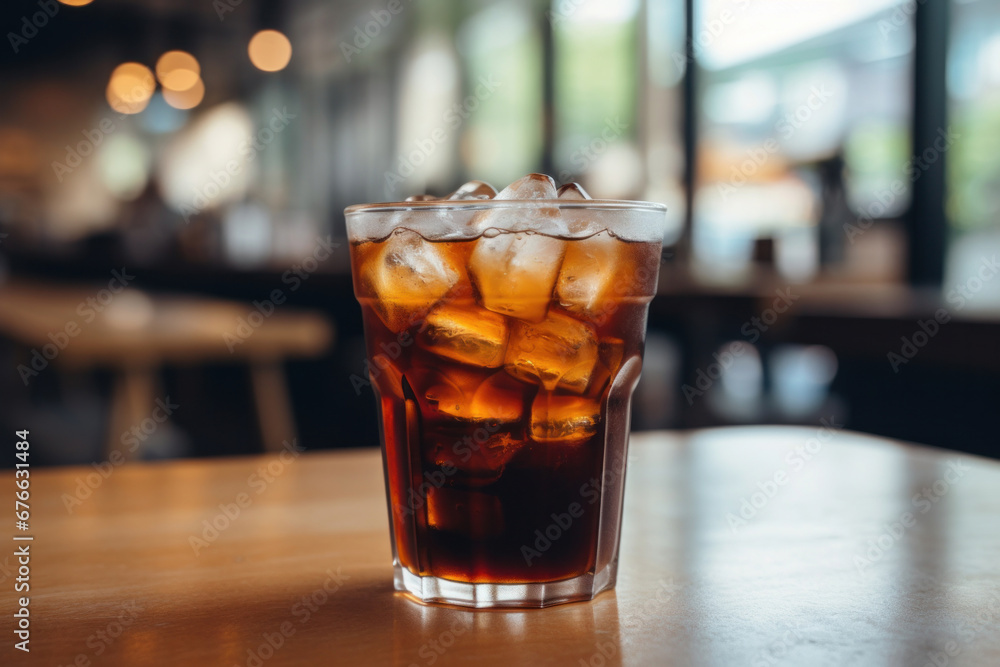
[
  {"x1": 0, "y1": 281, "x2": 332, "y2": 365},
  {"x1": 4, "y1": 427, "x2": 1000, "y2": 666}
]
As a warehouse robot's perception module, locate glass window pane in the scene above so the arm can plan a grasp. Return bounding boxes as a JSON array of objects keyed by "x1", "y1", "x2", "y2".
[
  {"x1": 693, "y1": 0, "x2": 915, "y2": 282},
  {"x1": 458, "y1": 3, "x2": 543, "y2": 187},
  {"x1": 945, "y1": 0, "x2": 1000, "y2": 309},
  {"x1": 642, "y1": 0, "x2": 687, "y2": 238},
  {"x1": 553, "y1": 0, "x2": 685, "y2": 237},
  {"x1": 553, "y1": 0, "x2": 639, "y2": 196}
]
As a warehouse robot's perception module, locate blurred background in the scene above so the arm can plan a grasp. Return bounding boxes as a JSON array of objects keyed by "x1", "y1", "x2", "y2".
[{"x1": 0, "y1": 0, "x2": 998, "y2": 465}]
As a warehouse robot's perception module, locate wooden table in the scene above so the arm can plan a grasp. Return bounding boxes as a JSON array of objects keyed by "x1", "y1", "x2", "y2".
[
  {"x1": 0, "y1": 281, "x2": 333, "y2": 456},
  {"x1": 4, "y1": 427, "x2": 1000, "y2": 666}
]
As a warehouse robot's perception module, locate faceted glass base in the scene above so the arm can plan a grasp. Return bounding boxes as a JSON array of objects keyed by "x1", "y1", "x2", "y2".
[{"x1": 394, "y1": 561, "x2": 618, "y2": 609}]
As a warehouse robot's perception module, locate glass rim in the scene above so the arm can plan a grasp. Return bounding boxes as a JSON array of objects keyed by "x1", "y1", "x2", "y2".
[{"x1": 344, "y1": 199, "x2": 668, "y2": 215}]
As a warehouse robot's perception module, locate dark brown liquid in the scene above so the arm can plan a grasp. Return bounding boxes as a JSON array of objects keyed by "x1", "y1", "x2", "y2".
[{"x1": 352, "y1": 231, "x2": 660, "y2": 583}]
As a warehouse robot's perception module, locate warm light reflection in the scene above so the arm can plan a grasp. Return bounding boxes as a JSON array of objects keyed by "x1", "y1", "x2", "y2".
[
  {"x1": 106, "y1": 85, "x2": 150, "y2": 115},
  {"x1": 58, "y1": 0, "x2": 94, "y2": 6},
  {"x1": 103, "y1": 290, "x2": 155, "y2": 331},
  {"x1": 248, "y1": 30, "x2": 292, "y2": 72},
  {"x1": 156, "y1": 51, "x2": 200, "y2": 91},
  {"x1": 106, "y1": 62, "x2": 155, "y2": 115},
  {"x1": 162, "y1": 78, "x2": 205, "y2": 110}
]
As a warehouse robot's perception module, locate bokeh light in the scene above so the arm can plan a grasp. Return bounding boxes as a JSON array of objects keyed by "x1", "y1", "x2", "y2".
[
  {"x1": 57, "y1": 0, "x2": 94, "y2": 6},
  {"x1": 106, "y1": 62, "x2": 155, "y2": 115},
  {"x1": 157, "y1": 102, "x2": 255, "y2": 213},
  {"x1": 156, "y1": 51, "x2": 200, "y2": 92},
  {"x1": 163, "y1": 78, "x2": 205, "y2": 110},
  {"x1": 140, "y1": 93, "x2": 189, "y2": 134},
  {"x1": 98, "y1": 133, "x2": 152, "y2": 201},
  {"x1": 248, "y1": 30, "x2": 292, "y2": 72}
]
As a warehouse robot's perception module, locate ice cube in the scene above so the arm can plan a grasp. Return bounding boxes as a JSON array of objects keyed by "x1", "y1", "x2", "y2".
[
  {"x1": 368, "y1": 354, "x2": 405, "y2": 400},
  {"x1": 530, "y1": 392, "x2": 601, "y2": 443},
  {"x1": 599, "y1": 337, "x2": 625, "y2": 371},
  {"x1": 471, "y1": 173, "x2": 560, "y2": 233},
  {"x1": 429, "y1": 430, "x2": 526, "y2": 482},
  {"x1": 448, "y1": 180, "x2": 497, "y2": 200},
  {"x1": 469, "y1": 232, "x2": 565, "y2": 322},
  {"x1": 466, "y1": 371, "x2": 526, "y2": 422},
  {"x1": 407, "y1": 365, "x2": 524, "y2": 424},
  {"x1": 406, "y1": 365, "x2": 478, "y2": 424},
  {"x1": 409, "y1": 365, "x2": 528, "y2": 479},
  {"x1": 500, "y1": 173, "x2": 557, "y2": 201},
  {"x1": 359, "y1": 229, "x2": 462, "y2": 333},
  {"x1": 557, "y1": 182, "x2": 591, "y2": 200},
  {"x1": 426, "y1": 485, "x2": 504, "y2": 538},
  {"x1": 556, "y1": 231, "x2": 629, "y2": 320},
  {"x1": 419, "y1": 304, "x2": 509, "y2": 368},
  {"x1": 557, "y1": 182, "x2": 601, "y2": 236},
  {"x1": 586, "y1": 337, "x2": 625, "y2": 397},
  {"x1": 504, "y1": 311, "x2": 598, "y2": 394},
  {"x1": 437, "y1": 370, "x2": 525, "y2": 423},
  {"x1": 467, "y1": 174, "x2": 567, "y2": 321}
]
